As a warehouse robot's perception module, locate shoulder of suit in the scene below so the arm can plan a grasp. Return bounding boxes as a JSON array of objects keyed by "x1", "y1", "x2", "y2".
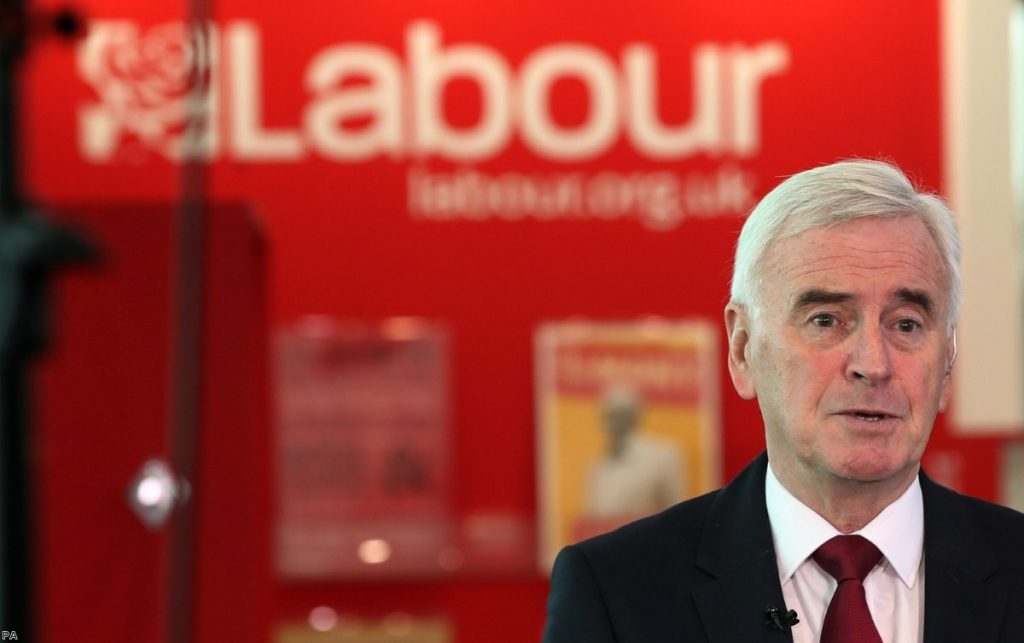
[
  {"x1": 948, "y1": 489, "x2": 1024, "y2": 533},
  {"x1": 574, "y1": 488, "x2": 721, "y2": 558},
  {"x1": 922, "y1": 473, "x2": 1024, "y2": 561},
  {"x1": 923, "y1": 473, "x2": 1024, "y2": 520}
]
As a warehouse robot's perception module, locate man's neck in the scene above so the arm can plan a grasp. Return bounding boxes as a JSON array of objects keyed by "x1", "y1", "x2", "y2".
[{"x1": 769, "y1": 460, "x2": 920, "y2": 533}]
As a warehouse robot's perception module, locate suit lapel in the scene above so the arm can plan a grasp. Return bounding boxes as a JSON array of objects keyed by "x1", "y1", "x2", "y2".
[
  {"x1": 692, "y1": 454, "x2": 794, "y2": 643},
  {"x1": 692, "y1": 460, "x2": 1008, "y2": 642},
  {"x1": 920, "y1": 472, "x2": 1007, "y2": 643}
]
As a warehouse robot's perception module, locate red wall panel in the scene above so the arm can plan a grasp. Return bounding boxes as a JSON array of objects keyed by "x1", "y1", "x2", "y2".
[{"x1": 36, "y1": 205, "x2": 270, "y2": 643}]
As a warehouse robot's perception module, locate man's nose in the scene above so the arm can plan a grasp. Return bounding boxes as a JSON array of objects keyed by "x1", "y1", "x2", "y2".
[{"x1": 846, "y1": 323, "x2": 893, "y2": 384}]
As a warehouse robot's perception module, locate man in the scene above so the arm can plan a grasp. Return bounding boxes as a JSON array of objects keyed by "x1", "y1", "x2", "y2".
[{"x1": 542, "y1": 160, "x2": 1024, "y2": 642}]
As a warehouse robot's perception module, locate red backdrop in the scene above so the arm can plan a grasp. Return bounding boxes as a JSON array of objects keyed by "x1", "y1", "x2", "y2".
[{"x1": 25, "y1": 1, "x2": 1009, "y2": 641}]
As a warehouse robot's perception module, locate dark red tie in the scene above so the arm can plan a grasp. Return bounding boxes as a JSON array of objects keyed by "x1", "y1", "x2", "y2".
[{"x1": 812, "y1": 535, "x2": 884, "y2": 643}]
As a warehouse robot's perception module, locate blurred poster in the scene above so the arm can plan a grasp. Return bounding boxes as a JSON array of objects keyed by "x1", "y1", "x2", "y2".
[
  {"x1": 275, "y1": 616, "x2": 452, "y2": 643},
  {"x1": 536, "y1": 320, "x2": 720, "y2": 570},
  {"x1": 276, "y1": 318, "x2": 452, "y2": 579},
  {"x1": 1001, "y1": 443, "x2": 1024, "y2": 513}
]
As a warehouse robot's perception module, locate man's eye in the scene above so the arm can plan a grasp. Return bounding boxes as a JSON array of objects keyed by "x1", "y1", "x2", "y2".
[
  {"x1": 811, "y1": 314, "x2": 837, "y2": 328},
  {"x1": 895, "y1": 319, "x2": 921, "y2": 333}
]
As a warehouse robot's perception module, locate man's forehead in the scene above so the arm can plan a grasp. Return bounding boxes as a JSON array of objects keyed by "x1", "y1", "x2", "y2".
[{"x1": 761, "y1": 217, "x2": 949, "y2": 310}]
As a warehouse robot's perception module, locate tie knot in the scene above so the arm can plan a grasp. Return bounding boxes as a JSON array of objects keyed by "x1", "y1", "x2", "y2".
[{"x1": 812, "y1": 535, "x2": 882, "y2": 582}]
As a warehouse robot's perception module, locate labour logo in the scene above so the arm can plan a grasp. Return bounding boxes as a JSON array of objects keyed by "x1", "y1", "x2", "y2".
[{"x1": 77, "y1": 21, "x2": 216, "y2": 161}]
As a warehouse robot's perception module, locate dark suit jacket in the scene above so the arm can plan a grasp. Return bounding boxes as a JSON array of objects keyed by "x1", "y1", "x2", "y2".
[{"x1": 542, "y1": 452, "x2": 1024, "y2": 642}]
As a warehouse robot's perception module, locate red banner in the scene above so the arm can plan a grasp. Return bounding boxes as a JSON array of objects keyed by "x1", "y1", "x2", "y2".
[{"x1": 25, "y1": 2, "x2": 945, "y2": 641}]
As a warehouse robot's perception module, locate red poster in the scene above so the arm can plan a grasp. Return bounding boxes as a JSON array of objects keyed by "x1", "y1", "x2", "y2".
[{"x1": 276, "y1": 318, "x2": 451, "y2": 579}]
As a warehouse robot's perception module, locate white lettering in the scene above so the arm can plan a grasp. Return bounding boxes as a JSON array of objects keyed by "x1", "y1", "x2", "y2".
[
  {"x1": 729, "y1": 41, "x2": 789, "y2": 155},
  {"x1": 304, "y1": 44, "x2": 403, "y2": 160},
  {"x1": 78, "y1": 20, "x2": 790, "y2": 165},
  {"x1": 586, "y1": 171, "x2": 681, "y2": 228},
  {"x1": 409, "y1": 166, "x2": 585, "y2": 219},
  {"x1": 227, "y1": 22, "x2": 304, "y2": 160},
  {"x1": 408, "y1": 21, "x2": 512, "y2": 160},
  {"x1": 409, "y1": 165, "x2": 755, "y2": 230},
  {"x1": 624, "y1": 44, "x2": 722, "y2": 158},
  {"x1": 520, "y1": 45, "x2": 619, "y2": 160}
]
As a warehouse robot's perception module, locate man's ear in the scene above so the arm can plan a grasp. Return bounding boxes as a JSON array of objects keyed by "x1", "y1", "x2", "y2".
[
  {"x1": 725, "y1": 303, "x2": 757, "y2": 400},
  {"x1": 938, "y1": 328, "x2": 957, "y2": 412}
]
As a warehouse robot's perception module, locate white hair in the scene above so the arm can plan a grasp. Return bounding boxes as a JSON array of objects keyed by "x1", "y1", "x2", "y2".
[
  {"x1": 729, "y1": 159, "x2": 962, "y2": 330},
  {"x1": 602, "y1": 385, "x2": 642, "y2": 413}
]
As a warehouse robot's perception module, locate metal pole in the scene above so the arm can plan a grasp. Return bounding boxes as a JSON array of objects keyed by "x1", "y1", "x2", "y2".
[
  {"x1": 0, "y1": 1, "x2": 34, "y2": 634},
  {"x1": 165, "y1": 1, "x2": 212, "y2": 641},
  {"x1": 0, "y1": 3, "x2": 92, "y2": 638}
]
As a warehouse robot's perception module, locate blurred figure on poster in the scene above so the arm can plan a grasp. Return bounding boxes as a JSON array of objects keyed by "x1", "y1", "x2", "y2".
[{"x1": 584, "y1": 387, "x2": 687, "y2": 520}]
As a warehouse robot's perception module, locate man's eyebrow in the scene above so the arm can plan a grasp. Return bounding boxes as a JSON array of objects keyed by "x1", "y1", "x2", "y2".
[
  {"x1": 792, "y1": 289, "x2": 853, "y2": 310},
  {"x1": 895, "y1": 288, "x2": 935, "y2": 316}
]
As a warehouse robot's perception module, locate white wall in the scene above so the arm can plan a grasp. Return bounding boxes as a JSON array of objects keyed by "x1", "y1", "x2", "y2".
[{"x1": 943, "y1": 0, "x2": 1024, "y2": 433}]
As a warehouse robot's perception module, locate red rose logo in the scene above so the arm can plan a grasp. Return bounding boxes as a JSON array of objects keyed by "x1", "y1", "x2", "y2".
[{"x1": 78, "y1": 21, "x2": 215, "y2": 160}]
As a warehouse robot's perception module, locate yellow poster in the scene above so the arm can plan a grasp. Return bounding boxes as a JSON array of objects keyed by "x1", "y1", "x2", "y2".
[{"x1": 536, "y1": 320, "x2": 721, "y2": 571}]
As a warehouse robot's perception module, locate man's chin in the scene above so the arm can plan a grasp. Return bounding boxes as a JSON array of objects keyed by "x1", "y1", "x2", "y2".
[{"x1": 830, "y1": 455, "x2": 917, "y2": 486}]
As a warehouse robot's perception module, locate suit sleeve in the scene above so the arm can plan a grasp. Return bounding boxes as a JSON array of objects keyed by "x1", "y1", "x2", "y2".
[{"x1": 541, "y1": 545, "x2": 617, "y2": 643}]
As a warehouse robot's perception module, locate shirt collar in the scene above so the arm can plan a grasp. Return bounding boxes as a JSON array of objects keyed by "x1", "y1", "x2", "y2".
[{"x1": 765, "y1": 461, "x2": 924, "y2": 589}]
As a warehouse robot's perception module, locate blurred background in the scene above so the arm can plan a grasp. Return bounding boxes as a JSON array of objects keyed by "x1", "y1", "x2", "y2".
[{"x1": 4, "y1": 0, "x2": 1024, "y2": 641}]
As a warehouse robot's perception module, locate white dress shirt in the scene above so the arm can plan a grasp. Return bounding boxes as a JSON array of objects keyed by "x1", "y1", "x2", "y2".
[{"x1": 765, "y1": 462, "x2": 925, "y2": 643}]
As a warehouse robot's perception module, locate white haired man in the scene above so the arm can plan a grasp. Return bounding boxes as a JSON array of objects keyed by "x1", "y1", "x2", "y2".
[{"x1": 542, "y1": 159, "x2": 1024, "y2": 642}]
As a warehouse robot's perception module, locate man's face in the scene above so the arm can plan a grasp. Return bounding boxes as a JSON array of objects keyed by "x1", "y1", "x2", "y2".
[
  {"x1": 726, "y1": 216, "x2": 955, "y2": 491},
  {"x1": 604, "y1": 404, "x2": 638, "y2": 440}
]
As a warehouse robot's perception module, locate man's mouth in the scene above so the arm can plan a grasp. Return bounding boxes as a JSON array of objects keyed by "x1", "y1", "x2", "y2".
[
  {"x1": 843, "y1": 409, "x2": 898, "y2": 422},
  {"x1": 852, "y1": 412, "x2": 886, "y2": 422}
]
